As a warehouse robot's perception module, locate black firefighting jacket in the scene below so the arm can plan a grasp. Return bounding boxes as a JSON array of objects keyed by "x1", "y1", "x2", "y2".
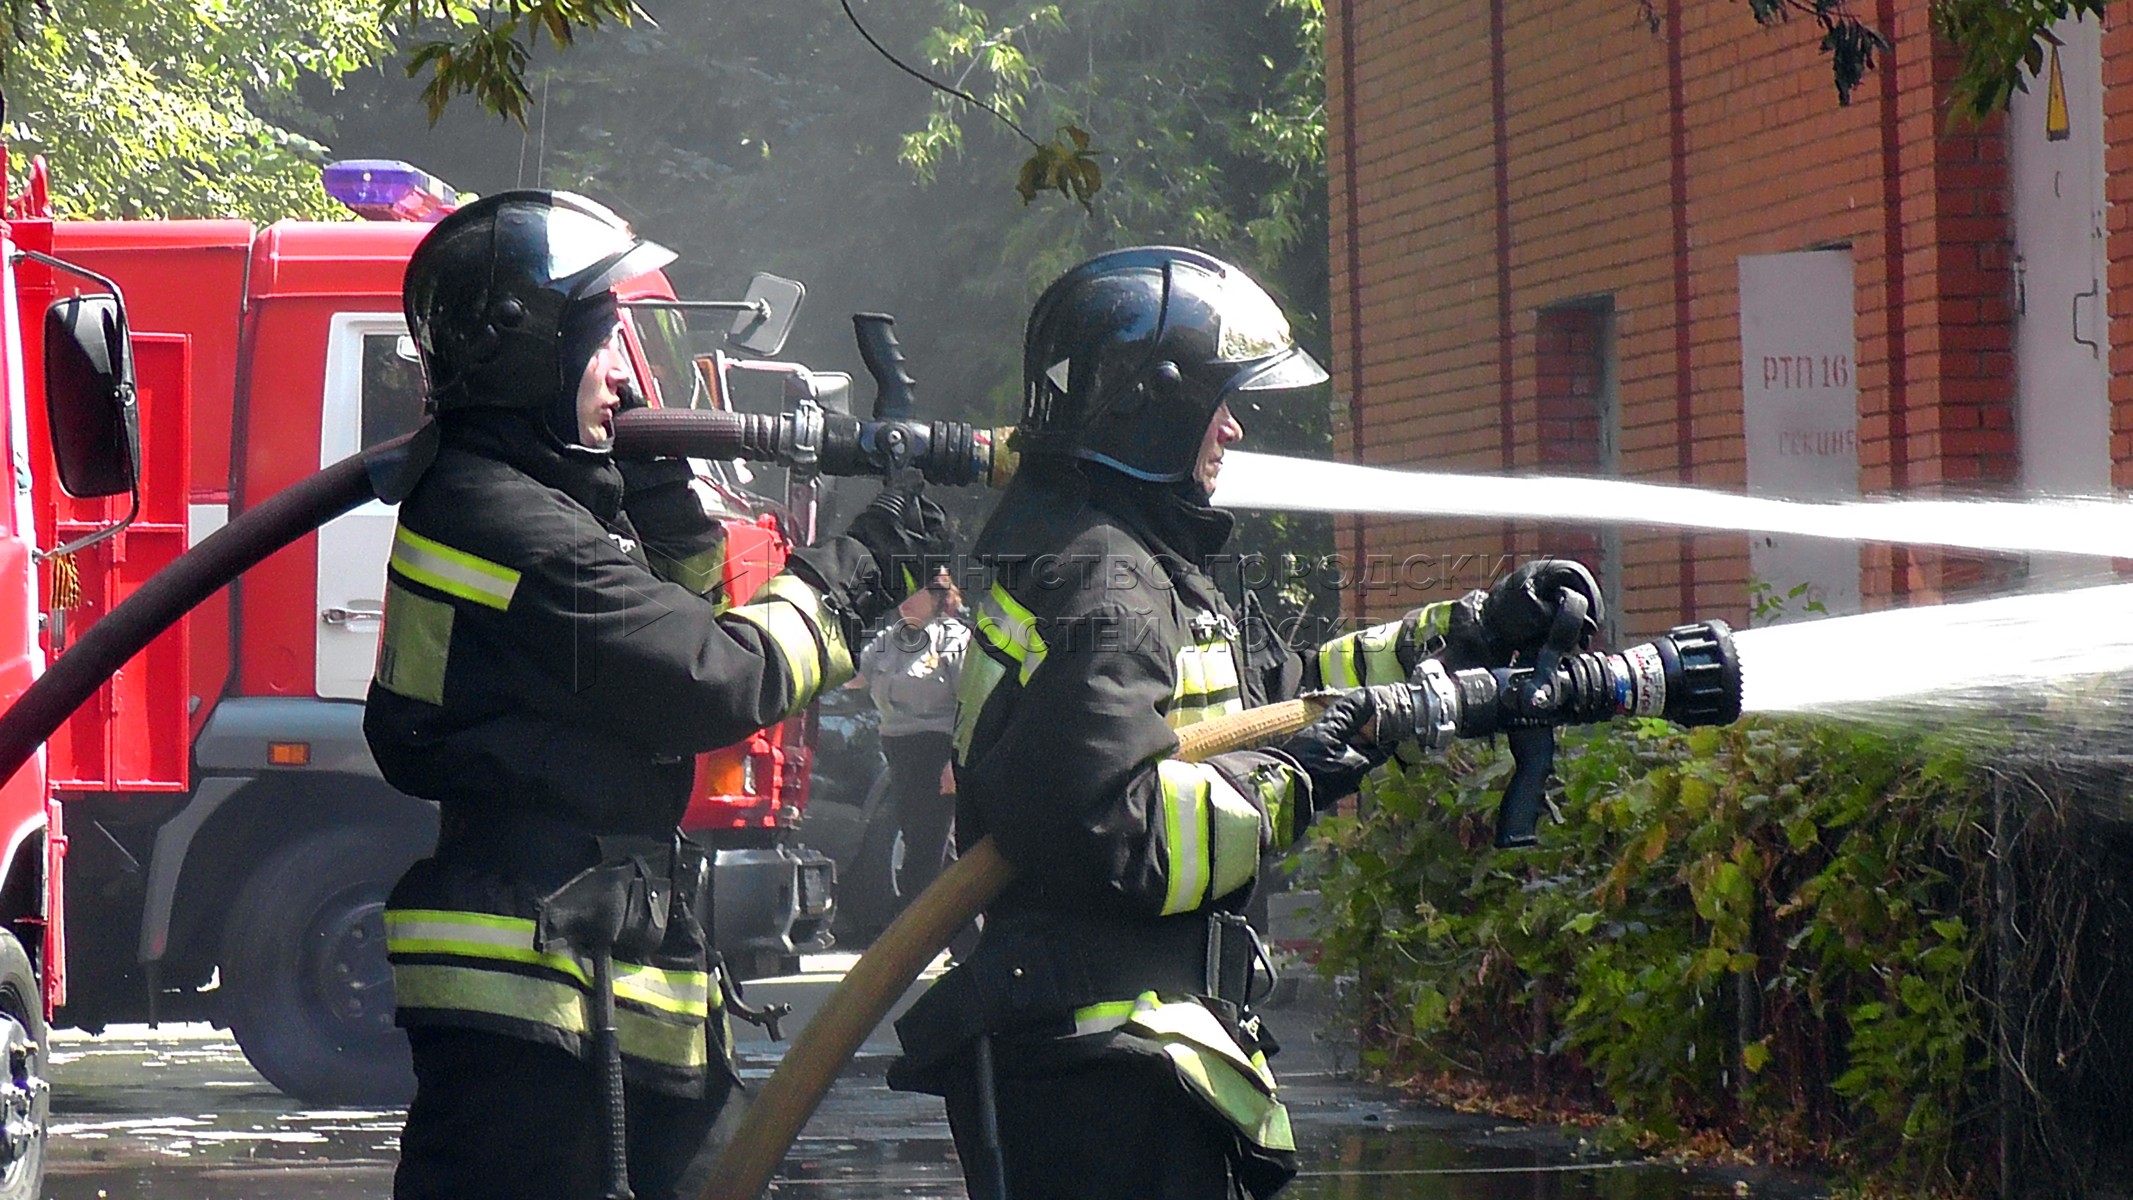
[
  {"x1": 890, "y1": 460, "x2": 1460, "y2": 1192},
  {"x1": 366, "y1": 416, "x2": 857, "y2": 1095}
]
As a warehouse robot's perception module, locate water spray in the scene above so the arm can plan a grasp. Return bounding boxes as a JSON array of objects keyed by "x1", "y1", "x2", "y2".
[{"x1": 1212, "y1": 451, "x2": 2133, "y2": 561}]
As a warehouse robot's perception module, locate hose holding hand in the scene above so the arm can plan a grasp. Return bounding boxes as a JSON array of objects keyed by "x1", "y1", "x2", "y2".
[{"x1": 1265, "y1": 689, "x2": 1393, "y2": 807}]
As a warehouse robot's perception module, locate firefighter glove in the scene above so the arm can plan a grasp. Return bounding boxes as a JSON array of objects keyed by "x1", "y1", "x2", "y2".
[
  {"x1": 1479, "y1": 558, "x2": 1604, "y2": 663},
  {"x1": 1267, "y1": 688, "x2": 1392, "y2": 808},
  {"x1": 838, "y1": 477, "x2": 955, "y2": 620}
]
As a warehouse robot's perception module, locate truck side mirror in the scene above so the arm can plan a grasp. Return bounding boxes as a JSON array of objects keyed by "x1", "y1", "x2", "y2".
[
  {"x1": 728, "y1": 273, "x2": 805, "y2": 358},
  {"x1": 44, "y1": 293, "x2": 141, "y2": 499}
]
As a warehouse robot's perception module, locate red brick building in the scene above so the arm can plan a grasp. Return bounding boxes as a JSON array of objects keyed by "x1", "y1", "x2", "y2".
[{"x1": 1325, "y1": 1, "x2": 2125, "y2": 637}]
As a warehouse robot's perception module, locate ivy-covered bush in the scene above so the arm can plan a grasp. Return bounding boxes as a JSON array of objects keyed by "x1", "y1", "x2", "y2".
[{"x1": 1308, "y1": 718, "x2": 2006, "y2": 1189}]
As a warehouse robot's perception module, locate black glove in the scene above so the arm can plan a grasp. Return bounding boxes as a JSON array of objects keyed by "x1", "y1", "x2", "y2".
[
  {"x1": 841, "y1": 477, "x2": 954, "y2": 598},
  {"x1": 787, "y1": 477, "x2": 955, "y2": 632},
  {"x1": 1269, "y1": 689, "x2": 1393, "y2": 806},
  {"x1": 1478, "y1": 558, "x2": 1604, "y2": 663}
]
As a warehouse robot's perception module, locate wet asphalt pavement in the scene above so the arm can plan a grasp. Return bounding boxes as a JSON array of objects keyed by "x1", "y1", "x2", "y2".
[{"x1": 39, "y1": 958, "x2": 1828, "y2": 1199}]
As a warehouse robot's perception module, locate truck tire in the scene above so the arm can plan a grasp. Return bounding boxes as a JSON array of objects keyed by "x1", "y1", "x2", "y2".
[
  {"x1": 222, "y1": 826, "x2": 417, "y2": 1106},
  {"x1": 0, "y1": 929, "x2": 47, "y2": 1200},
  {"x1": 833, "y1": 770, "x2": 898, "y2": 942}
]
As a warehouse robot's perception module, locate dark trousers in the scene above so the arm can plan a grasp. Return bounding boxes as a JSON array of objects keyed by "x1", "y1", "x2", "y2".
[
  {"x1": 394, "y1": 1026, "x2": 732, "y2": 1200},
  {"x1": 941, "y1": 1051, "x2": 1245, "y2": 1200},
  {"x1": 881, "y1": 730, "x2": 957, "y2": 902}
]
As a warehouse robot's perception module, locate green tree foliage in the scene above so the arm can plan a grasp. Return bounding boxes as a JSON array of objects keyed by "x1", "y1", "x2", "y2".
[
  {"x1": 394, "y1": 0, "x2": 640, "y2": 122},
  {"x1": 0, "y1": 0, "x2": 388, "y2": 218},
  {"x1": 321, "y1": 0, "x2": 1334, "y2": 594},
  {"x1": 1932, "y1": 0, "x2": 2111, "y2": 117},
  {"x1": 1308, "y1": 714, "x2": 2133, "y2": 1190},
  {"x1": 1310, "y1": 721, "x2": 1989, "y2": 1185}
]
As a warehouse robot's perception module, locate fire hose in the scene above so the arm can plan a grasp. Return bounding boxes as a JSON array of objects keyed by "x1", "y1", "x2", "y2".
[
  {"x1": 0, "y1": 319, "x2": 1745, "y2": 1198},
  {"x1": 698, "y1": 615, "x2": 1743, "y2": 1200}
]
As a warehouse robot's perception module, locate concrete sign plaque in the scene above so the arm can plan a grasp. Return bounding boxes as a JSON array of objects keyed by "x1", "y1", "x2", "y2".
[{"x1": 1738, "y1": 250, "x2": 1861, "y2": 618}]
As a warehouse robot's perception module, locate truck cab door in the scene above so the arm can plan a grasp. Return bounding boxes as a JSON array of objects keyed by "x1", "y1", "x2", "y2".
[
  {"x1": 314, "y1": 314, "x2": 424, "y2": 700},
  {"x1": 40, "y1": 330, "x2": 192, "y2": 791}
]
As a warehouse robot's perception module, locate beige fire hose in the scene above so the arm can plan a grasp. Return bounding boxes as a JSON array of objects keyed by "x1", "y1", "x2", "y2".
[{"x1": 702, "y1": 694, "x2": 1336, "y2": 1200}]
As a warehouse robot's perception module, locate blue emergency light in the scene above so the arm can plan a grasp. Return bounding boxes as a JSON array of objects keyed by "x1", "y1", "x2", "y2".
[{"x1": 322, "y1": 160, "x2": 459, "y2": 222}]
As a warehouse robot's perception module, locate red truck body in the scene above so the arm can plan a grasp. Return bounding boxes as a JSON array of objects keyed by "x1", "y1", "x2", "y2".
[{"x1": 16, "y1": 183, "x2": 833, "y2": 1109}]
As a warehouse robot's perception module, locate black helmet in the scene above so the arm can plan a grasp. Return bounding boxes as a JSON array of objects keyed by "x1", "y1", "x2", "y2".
[
  {"x1": 402, "y1": 189, "x2": 675, "y2": 445},
  {"x1": 1018, "y1": 246, "x2": 1327, "y2": 482}
]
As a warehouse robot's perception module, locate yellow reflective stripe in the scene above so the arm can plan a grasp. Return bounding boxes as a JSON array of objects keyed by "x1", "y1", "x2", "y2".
[
  {"x1": 1207, "y1": 771, "x2": 1264, "y2": 901},
  {"x1": 951, "y1": 650, "x2": 1007, "y2": 760},
  {"x1": 652, "y1": 543, "x2": 726, "y2": 596},
  {"x1": 616, "y1": 1007, "x2": 708, "y2": 1070},
  {"x1": 753, "y1": 573, "x2": 855, "y2": 682},
  {"x1": 387, "y1": 910, "x2": 711, "y2": 1017},
  {"x1": 392, "y1": 964, "x2": 709, "y2": 1070},
  {"x1": 1316, "y1": 640, "x2": 1359, "y2": 689},
  {"x1": 1247, "y1": 761, "x2": 1301, "y2": 847},
  {"x1": 392, "y1": 962, "x2": 587, "y2": 1034},
  {"x1": 1123, "y1": 993, "x2": 1275, "y2": 1092},
  {"x1": 1317, "y1": 618, "x2": 1405, "y2": 689},
  {"x1": 729, "y1": 600, "x2": 823, "y2": 706},
  {"x1": 1071, "y1": 999, "x2": 1139, "y2": 1037},
  {"x1": 1352, "y1": 621, "x2": 1405, "y2": 684},
  {"x1": 1160, "y1": 1042, "x2": 1295, "y2": 1151},
  {"x1": 385, "y1": 910, "x2": 590, "y2": 987},
  {"x1": 1081, "y1": 992, "x2": 1292, "y2": 1151},
  {"x1": 1411, "y1": 601, "x2": 1456, "y2": 642},
  {"x1": 613, "y1": 962, "x2": 714, "y2": 1019},
  {"x1": 1157, "y1": 759, "x2": 1211, "y2": 916},
  {"x1": 375, "y1": 582, "x2": 452, "y2": 706},
  {"x1": 728, "y1": 572, "x2": 854, "y2": 714},
  {"x1": 390, "y1": 527, "x2": 520, "y2": 610},
  {"x1": 1170, "y1": 696, "x2": 1246, "y2": 729},
  {"x1": 1197, "y1": 640, "x2": 1241, "y2": 694},
  {"x1": 1169, "y1": 626, "x2": 1243, "y2": 728},
  {"x1": 1177, "y1": 642, "x2": 1206, "y2": 698},
  {"x1": 976, "y1": 583, "x2": 1046, "y2": 684}
]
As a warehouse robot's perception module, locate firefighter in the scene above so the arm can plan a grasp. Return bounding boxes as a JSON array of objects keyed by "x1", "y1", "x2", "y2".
[
  {"x1": 366, "y1": 190, "x2": 951, "y2": 1200},
  {"x1": 886, "y1": 246, "x2": 1601, "y2": 1200}
]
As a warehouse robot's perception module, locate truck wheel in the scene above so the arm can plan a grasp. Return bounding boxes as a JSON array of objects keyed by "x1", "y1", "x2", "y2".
[
  {"x1": 833, "y1": 770, "x2": 898, "y2": 941},
  {"x1": 222, "y1": 827, "x2": 417, "y2": 1106},
  {"x1": 0, "y1": 930, "x2": 47, "y2": 1200}
]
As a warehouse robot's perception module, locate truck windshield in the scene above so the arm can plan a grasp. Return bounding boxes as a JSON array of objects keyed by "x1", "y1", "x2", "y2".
[{"x1": 627, "y1": 306, "x2": 712, "y2": 411}]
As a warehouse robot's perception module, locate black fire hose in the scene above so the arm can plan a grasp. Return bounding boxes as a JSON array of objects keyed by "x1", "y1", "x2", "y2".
[
  {"x1": 0, "y1": 433, "x2": 420, "y2": 792},
  {"x1": 610, "y1": 407, "x2": 1017, "y2": 489}
]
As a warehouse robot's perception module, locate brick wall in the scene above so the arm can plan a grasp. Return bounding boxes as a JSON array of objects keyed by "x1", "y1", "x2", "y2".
[{"x1": 1328, "y1": 0, "x2": 2024, "y2": 637}]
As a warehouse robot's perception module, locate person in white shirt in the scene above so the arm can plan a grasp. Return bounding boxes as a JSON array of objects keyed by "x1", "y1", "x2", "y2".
[{"x1": 856, "y1": 566, "x2": 972, "y2": 910}]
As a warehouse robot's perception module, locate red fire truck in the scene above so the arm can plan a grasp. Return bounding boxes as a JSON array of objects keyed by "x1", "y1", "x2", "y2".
[{"x1": 25, "y1": 159, "x2": 841, "y2": 1108}]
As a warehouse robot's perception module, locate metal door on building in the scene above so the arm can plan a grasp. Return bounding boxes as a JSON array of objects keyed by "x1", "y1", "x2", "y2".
[
  {"x1": 2010, "y1": 12, "x2": 2111, "y2": 581},
  {"x1": 1738, "y1": 250, "x2": 1862, "y2": 619}
]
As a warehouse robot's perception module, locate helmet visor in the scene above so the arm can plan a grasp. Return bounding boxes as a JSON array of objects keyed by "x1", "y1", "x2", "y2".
[
  {"x1": 572, "y1": 238, "x2": 679, "y2": 301},
  {"x1": 537, "y1": 197, "x2": 679, "y2": 300},
  {"x1": 1224, "y1": 344, "x2": 1329, "y2": 394}
]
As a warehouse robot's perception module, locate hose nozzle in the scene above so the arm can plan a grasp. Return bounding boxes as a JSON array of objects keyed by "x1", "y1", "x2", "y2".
[
  {"x1": 609, "y1": 407, "x2": 1018, "y2": 488},
  {"x1": 1377, "y1": 619, "x2": 1743, "y2": 847}
]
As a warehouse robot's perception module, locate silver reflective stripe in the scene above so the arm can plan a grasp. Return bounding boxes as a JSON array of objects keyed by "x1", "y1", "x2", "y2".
[
  {"x1": 1207, "y1": 771, "x2": 1264, "y2": 901},
  {"x1": 1157, "y1": 759, "x2": 1211, "y2": 916},
  {"x1": 389, "y1": 527, "x2": 521, "y2": 610}
]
